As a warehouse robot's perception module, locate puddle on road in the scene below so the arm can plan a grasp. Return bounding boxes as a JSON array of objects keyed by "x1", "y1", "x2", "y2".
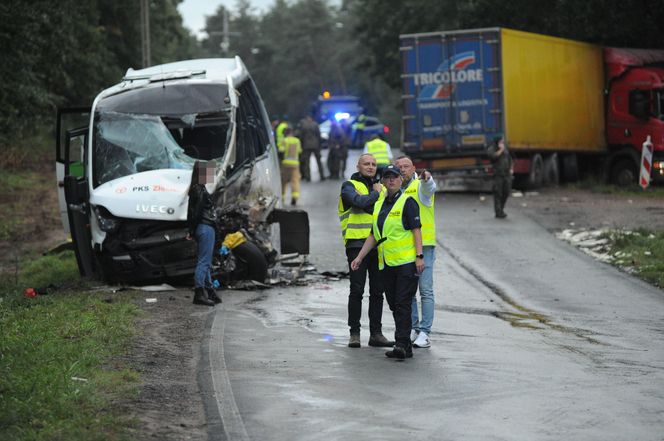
[{"x1": 441, "y1": 244, "x2": 602, "y2": 345}]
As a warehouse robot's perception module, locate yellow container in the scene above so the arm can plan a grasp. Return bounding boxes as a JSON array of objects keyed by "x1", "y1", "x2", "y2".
[
  {"x1": 223, "y1": 231, "x2": 247, "y2": 249},
  {"x1": 501, "y1": 28, "x2": 607, "y2": 153}
]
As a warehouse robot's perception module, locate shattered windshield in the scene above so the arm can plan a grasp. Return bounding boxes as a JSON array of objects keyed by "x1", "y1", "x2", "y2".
[{"x1": 93, "y1": 112, "x2": 198, "y2": 187}]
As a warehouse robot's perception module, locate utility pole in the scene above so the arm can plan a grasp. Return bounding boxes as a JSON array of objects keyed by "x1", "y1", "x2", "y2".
[
  {"x1": 140, "y1": 0, "x2": 151, "y2": 67},
  {"x1": 209, "y1": 9, "x2": 240, "y2": 55},
  {"x1": 220, "y1": 8, "x2": 230, "y2": 53}
]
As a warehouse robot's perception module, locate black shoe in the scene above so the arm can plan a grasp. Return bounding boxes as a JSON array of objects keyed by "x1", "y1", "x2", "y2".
[
  {"x1": 193, "y1": 287, "x2": 214, "y2": 306},
  {"x1": 291, "y1": 199, "x2": 297, "y2": 206},
  {"x1": 206, "y1": 288, "x2": 222, "y2": 304},
  {"x1": 495, "y1": 212, "x2": 507, "y2": 218},
  {"x1": 368, "y1": 333, "x2": 395, "y2": 347},
  {"x1": 348, "y1": 334, "x2": 361, "y2": 348},
  {"x1": 385, "y1": 345, "x2": 413, "y2": 360}
]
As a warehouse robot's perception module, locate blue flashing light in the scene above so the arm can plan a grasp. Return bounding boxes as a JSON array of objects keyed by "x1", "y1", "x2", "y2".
[{"x1": 334, "y1": 112, "x2": 350, "y2": 121}]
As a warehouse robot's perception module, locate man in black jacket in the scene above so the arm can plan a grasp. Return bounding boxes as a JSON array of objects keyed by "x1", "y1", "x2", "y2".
[{"x1": 338, "y1": 153, "x2": 393, "y2": 348}]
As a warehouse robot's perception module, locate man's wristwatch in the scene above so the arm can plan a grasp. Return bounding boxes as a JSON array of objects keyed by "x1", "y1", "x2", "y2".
[{"x1": 416, "y1": 254, "x2": 424, "y2": 259}]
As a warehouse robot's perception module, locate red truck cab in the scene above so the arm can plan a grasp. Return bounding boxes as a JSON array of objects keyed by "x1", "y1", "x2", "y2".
[{"x1": 605, "y1": 48, "x2": 664, "y2": 185}]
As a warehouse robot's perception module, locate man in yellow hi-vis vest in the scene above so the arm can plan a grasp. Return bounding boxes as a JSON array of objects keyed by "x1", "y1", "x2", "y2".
[
  {"x1": 396, "y1": 155, "x2": 437, "y2": 349},
  {"x1": 363, "y1": 134, "x2": 393, "y2": 177},
  {"x1": 351, "y1": 164, "x2": 424, "y2": 360},
  {"x1": 338, "y1": 153, "x2": 393, "y2": 349},
  {"x1": 280, "y1": 127, "x2": 302, "y2": 206}
]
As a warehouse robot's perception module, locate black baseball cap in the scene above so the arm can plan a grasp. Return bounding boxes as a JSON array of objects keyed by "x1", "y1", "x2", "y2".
[{"x1": 382, "y1": 164, "x2": 402, "y2": 177}]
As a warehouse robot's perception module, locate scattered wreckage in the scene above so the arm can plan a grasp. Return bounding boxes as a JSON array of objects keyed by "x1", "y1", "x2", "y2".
[{"x1": 56, "y1": 57, "x2": 309, "y2": 285}]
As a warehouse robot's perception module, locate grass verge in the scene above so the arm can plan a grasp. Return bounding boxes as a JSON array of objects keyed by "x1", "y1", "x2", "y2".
[
  {"x1": 603, "y1": 228, "x2": 664, "y2": 288},
  {"x1": 0, "y1": 251, "x2": 141, "y2": 441},
  {"x1": 570, "y1": 177, "x2": 664, "y2": 198}
]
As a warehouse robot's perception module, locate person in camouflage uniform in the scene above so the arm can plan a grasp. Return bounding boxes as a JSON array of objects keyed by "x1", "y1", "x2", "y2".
[{"x1": 487, "y1": 134, "x2": 513, "y2": 218}]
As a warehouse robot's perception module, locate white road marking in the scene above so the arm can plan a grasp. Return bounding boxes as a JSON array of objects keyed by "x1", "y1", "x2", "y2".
[{"x1": 209, "y1": 307, "x2": 250, "y2": 441}]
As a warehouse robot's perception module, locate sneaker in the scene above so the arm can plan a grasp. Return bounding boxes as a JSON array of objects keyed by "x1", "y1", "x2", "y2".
[
  {"x1": 385, "y1": 345, "x2": 413, "y2": 360},
  {"x1": 410, "y1": 329, "x2": 418, "y2": 343},
  {"x1": 348, "y1": 334, "x2": 361, "y2": 348},
  {"x1": 368, "y1": 333, "x2": 395, "y2": 347},
  {"x1": 413, "y1": 331, "x2": 431, "y2": 348}
]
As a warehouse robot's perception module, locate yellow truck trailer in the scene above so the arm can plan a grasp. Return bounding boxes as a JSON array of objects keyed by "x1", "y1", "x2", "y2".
[{"x1": 401, "y1": 27, "x2": 664, "y2": 188}]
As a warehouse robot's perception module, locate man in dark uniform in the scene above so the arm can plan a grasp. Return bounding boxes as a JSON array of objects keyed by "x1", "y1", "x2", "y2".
[
  {"x1": 297, "y1": 114, "x2": 325, "y2": 182},
  {"x1": 487, "y1": 134, "x2": 513, "y2": 218},
  {"x1": 351, "y1": 164, "x2": 424, "y2": 360}
]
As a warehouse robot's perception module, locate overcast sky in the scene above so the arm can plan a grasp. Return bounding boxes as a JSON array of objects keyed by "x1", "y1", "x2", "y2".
[
  {"x1": 178, "y1": 0, "x2": 275, "y2": 40},
  {"x1": 178, "y1": 0, "x2": 341, "y2": 40}
]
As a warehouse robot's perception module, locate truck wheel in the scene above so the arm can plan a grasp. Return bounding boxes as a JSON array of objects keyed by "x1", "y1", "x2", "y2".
[
  {"x1": 543, "y1": 153, "x2": 559, "y2": 186},
  {"x1": 527, "y1": 154, "x2": 544, "y2": 189},
  {"x1": 560, "y1": 154, "x2": 579, "y2": 183},
  {"x1": 610, "y1": 159, "x2": 638, "y2": 186},
  {"x1": 232, "y1": 241, "x2": 268, "y2": 282}
]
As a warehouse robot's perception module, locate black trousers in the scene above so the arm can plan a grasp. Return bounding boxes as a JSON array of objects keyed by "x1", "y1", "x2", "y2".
[
  {"x1": 382, "y1": 262, "x2": 419, "y2": 347},
  {"x1": 300, "y1": 149, "x2": 325, "y2": 181},
  {"x1": 346, "y1": 247, "x2": 384, "y2": 335}
]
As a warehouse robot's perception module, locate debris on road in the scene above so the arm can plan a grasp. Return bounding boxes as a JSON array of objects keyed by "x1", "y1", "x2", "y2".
[{"x1": 557, "y1": 228, "x2": 612, "y2": 262}]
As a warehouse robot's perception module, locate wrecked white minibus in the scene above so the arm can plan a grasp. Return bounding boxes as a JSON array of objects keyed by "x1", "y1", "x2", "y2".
[{"x1": 56, "y1": 57, "x2": 308, "y2": 284}]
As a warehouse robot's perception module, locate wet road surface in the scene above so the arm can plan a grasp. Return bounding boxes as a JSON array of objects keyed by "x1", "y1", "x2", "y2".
[{"x1": 201, "y1": 150, "x2": 664, "y2": 441}]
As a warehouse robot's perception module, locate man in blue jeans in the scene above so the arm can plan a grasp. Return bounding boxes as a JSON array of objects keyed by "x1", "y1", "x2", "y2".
[{"x1": 395, "y1": 156, "x2": 437, "y2": 348}]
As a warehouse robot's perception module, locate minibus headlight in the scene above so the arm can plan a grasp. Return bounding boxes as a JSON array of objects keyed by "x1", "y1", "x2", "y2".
[{"x1": 94, "y1": 206, "x2": 121, "y2": 233}]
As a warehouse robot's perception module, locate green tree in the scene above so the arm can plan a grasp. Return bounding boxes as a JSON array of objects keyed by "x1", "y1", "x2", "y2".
[
  {"x1": 353, "y1": 0, "x2": 664, "y2": 91},
  {"x1": 457, "y1": 0, "x2": 664, "y2": 48},
  {"x1": 350, "y1": 0, "x2": 459, "y2": 90},
  {"x1": 202, "y1": 0, "x2": 353, "y2": 121},
  {"x1": 0, "y1": 0, "x2": 199, "y2": 149}
]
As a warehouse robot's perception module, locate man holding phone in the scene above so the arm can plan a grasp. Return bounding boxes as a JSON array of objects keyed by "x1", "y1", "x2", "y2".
[{"x1": 338, "y1": 153, "x2": 394, "y2": 349}]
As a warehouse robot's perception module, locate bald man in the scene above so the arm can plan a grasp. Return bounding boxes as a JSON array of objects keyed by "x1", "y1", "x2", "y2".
[{"x1": 337, "y1": 153, "x2": 393, "y2": 349}]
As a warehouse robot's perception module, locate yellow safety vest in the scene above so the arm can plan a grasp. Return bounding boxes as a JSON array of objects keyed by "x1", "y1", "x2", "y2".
[
  {"x1": 365, "y1": 138, "x2": 390, "y2": 166},
  {"x1": 338, "y1": 180, "x2": 373, "y2": 243},
  {"x1": 353, "y1": 114, "x2": 366, "y2": 130},
  {"x1": 372, "y1": 192, "x2": 416, "y2": 270},
  {"x1": 403, "y1": 178, "x2": 436, "y2": 246},
  {"x1": 281, "y1": 135, "x2": 301, "y2": 166}
]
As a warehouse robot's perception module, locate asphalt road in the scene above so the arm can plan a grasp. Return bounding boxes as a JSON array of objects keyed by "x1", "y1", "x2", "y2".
[{"x1": 201, "y1": 150, "x2": 664, "y2": 441}]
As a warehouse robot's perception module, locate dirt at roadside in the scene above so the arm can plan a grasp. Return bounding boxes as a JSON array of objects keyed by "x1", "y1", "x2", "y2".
[
  {"x1": 114, "y1": 289, "x2": 211, "y2": 441},
  {"x1": 510, "y1": 187, "x2": 664, "y2": 232},
  {"x1": 0, "y1": 161, "x2": 67, "y2": 272}
]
